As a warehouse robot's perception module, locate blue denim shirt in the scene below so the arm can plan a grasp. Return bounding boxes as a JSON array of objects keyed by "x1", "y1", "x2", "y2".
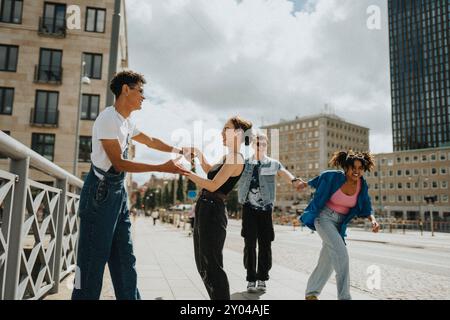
[
  {"x1": 238, "y1": 156, "x2": 283, "y2": 207},
  {"x1": 299, "y1": 170, "x2": 374, "y2": 239}
]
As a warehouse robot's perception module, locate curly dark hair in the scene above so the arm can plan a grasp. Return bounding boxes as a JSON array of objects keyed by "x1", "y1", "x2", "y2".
[
  {"x1": 110, "y1": 70, "x2": 146, "y2": 98},
  {"x1": 329, "y1": 150, "x2": 375, "y2": 172}
]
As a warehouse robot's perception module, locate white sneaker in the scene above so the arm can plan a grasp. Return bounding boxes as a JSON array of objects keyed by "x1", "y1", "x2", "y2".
[
  {"x1": 257, "y1": 280, "x2": 266, "y2": 292},
  {"x1": 247, "y1": 282, "x2": 257, "y2": 293}
]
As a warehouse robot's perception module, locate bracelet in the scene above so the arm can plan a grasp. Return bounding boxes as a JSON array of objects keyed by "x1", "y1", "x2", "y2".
[{"x1": 291, "y1": 178, "x2": 300, "y2": 184}]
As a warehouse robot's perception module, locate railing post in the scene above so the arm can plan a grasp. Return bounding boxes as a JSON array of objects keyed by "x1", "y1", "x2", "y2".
[
  {"x1": 49, "y1": 178, "x2": 68, "y2": 294},
  {"x1": 4, "y1": 158, "x2": 29, "y2": 300}
]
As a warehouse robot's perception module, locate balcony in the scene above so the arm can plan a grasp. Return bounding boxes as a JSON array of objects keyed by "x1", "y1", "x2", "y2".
[
  {"x1": 34, "y1": 65, "x2": 63, "y2": 85},
  {"x1": 30, "y1": 108, "x2": 59, "y2": 128},
  {"x1": 38, "y1": 17, "x2": 66, "y2": 38}
]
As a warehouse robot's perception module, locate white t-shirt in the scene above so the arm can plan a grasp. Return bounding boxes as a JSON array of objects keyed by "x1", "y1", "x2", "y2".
[{"x1": 91, "y1": 106, "x2": 141, "y2": 173}]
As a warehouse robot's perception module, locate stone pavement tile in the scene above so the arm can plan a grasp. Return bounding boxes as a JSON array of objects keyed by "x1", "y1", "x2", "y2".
[
  {"x1": 172, "y1": 287, "x2": 207, "y2": 300},
  {"x1": 167, "y1": 278, "x2": 198, "y2": 289},
  {"x1": 138, "y1": 277, "x2": 171, "y2": 291},
  {"x1": 140, "y1": 290, "x2": 174, "y2": 300}
]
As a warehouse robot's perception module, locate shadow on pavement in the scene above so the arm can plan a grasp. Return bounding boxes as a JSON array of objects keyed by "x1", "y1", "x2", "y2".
[{"x1": 231, "y1": 291, "x2": 266, "y2": 300}]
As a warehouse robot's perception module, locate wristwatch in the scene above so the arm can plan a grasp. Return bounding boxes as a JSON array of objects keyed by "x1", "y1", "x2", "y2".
[{"x1": 291, "y1": 178, "x2": 300, "y2": 185}]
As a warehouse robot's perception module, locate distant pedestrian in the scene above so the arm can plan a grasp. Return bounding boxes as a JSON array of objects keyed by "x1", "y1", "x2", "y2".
[
  {"x1": 151, "y1": 210, "x2": 160, "y2": 226},
  {"x1": 419, "y1": 219, "x2": 424, "y2": 236},
  {"x1": 298, "y1": 150, "x2": 380, "y2": 300}
]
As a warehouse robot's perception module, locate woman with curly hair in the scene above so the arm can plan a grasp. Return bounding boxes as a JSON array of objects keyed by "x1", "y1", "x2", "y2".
[{"x1": 297, "y1": 150, "x2": 380, "y2": 300}]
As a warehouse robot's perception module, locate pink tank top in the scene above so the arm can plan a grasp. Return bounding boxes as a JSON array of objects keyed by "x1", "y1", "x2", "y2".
[{"x1": 326, "y1": 179, "x2": 361, "y2": 215}]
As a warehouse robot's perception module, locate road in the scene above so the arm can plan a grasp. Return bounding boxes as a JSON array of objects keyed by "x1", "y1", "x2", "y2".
[{"x1": 224, "y1": 219, "x2": 450, "y2": 300}]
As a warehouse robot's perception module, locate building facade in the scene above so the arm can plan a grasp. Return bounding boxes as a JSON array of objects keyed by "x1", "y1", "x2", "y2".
[
  {"x1": 262, "y1": 114, "x2": 370, "y2": 209},
  {"x1": 388, "y1": 0, "x2": 449, "y2": 151},
  {"x1": 0, "y1": 0, "x2": 129, "y2": 183},
  {"x1": 366, "y1": 147, "x2": 450, "y2": 221}
]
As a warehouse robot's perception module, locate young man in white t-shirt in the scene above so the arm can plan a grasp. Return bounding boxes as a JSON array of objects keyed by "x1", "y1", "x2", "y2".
[{"x1": 72, "y1": 71, "x2": 190, "y2": 300}]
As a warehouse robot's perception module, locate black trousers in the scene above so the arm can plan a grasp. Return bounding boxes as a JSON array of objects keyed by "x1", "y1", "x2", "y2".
[
  {"x1": 241, "y1": 204, "x2": 275, "y2": 282},
  {"x1": 193, "y1": 196, "x2": 230, "y2": 300}
]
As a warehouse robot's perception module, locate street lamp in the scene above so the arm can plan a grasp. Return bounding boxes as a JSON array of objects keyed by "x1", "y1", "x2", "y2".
[
  {"x1": 410, "y1": 176, "x2": 429, "y2": 221},
  {"x1": 424, "y1": 195, "x2": 437, "y2": 237},
  {"x1": 73, "y1": 57, "x2": 91, "y2": 176}
]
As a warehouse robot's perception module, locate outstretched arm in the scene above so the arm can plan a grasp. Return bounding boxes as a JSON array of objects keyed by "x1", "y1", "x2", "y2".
[
  {"x1": 186, "y1": 157, "x2": 242, "y2": 192},
  {"x1": 101, "y1": 139, "x2": 189, "y2": 174},
  {"x1": 278, "y1": 168, "x2": 308, "y2": 190},
  {"x1": 132, "y1": 132, "x2": 184, "y2": 154}
]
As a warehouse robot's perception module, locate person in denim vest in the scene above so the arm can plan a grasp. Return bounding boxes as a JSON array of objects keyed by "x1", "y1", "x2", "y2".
[
  {"x1": 238, "y1": 132, "x2": 306, "y2": 293},
  {"x1": 297, "y1": 150, "x2": 380, "y2": 300},
  {"x1": 72, "y1": 71, "x2": 189, "y2": 300}
]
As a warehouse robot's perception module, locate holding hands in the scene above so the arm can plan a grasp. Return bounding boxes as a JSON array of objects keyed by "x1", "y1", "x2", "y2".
[{"x1": 292, "y1": 179, "x2": 308, "y2": 192}]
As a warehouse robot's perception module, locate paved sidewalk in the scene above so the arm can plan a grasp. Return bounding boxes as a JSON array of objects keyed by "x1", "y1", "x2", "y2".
[{"x1": 47, "y1": 217, "x2": 374, "y2": 300}]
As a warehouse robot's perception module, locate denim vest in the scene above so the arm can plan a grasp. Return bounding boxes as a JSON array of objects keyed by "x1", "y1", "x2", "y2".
[{"x1": 238, "y1": 156, "x2": 281, "y2": 207}]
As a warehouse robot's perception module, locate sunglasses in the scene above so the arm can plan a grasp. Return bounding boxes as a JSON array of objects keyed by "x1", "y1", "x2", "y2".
[
  {"x1": 256, "y1": 142, "x2": 268, "y2": 148},
  {"x1": 129, "y1": 84, "x2": 144, "y2": 95}
]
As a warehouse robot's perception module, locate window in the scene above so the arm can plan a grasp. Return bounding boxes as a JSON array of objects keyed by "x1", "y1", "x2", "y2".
[
  {"x1": 441, "y1": 167, "x2": 447, "y2": 175},
  {"x1": 441, "y1": 195, "x2": 449, "y2": 203},
  {"x1": 31, "y1": 133, "x2": 55, "y2": 161},
  {"x1": 36, "y1": 48, "x2": 62, "y2": 83},
  {"x1": 33, "y1": 91, "x2": 59, "y2": 125},
  {"x1": 83, "y1": 53, "x2": 102, "y2": 79},
  {"x1": 442, "y1": 181, "x2": 448, "y2": 189},
  {"x1": 81, "y1": 94, "x2": 100, "y2": 120},
  {"x1": 85, "y1": 7, "x2": 106, "y2": 33},
  {"x1": 431, "y1": 168, "x2": 437, "y2": 175},
  {"x1": 0, "y1": 87, "x2": 13, "y2": 114},
  {"x1": 0, "y1": 44, "x2": 18, "y2": 71},
  {"x1": 79, "y1": 136, "x2": 92, "y2": 162},
  {"x1": 40, "y1": 2, "x2": 66, "y2": 36},
  {"x1": 0, "y1": 0, "x2": 23, "y2": 23}
]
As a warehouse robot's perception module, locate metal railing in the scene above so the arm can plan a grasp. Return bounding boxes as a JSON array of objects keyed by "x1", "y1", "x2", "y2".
[
  {"x1": 0, "y1": 131, "x2": 83, "y2": 300},
  {"x1": 34, "y1": 65, "x2": 63, "y2": 84},
  {"x1": 38, "y1": 17, "x2": 67, "y2": 38}
]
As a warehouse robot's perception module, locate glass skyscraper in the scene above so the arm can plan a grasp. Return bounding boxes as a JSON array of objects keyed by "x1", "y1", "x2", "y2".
[{"x1": 388, "y1": 0, "x2": 449, "y2": 151}]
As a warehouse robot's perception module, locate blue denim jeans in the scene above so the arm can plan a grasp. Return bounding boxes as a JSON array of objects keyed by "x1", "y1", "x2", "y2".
[
  {"x1": 305, "y1": 206, "x2": 351, "y2": 300},
  {"x1": 71, "y1": 166, "x2": 140, "y2": 300}
]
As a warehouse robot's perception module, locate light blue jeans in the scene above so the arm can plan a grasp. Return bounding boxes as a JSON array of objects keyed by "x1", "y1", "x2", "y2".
[{"x1": 305, "y1": 206, "x2": 351, "y2": 300}]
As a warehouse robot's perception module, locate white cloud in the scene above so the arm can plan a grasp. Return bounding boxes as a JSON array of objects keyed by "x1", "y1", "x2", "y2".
[{"x1": 126, "y1": 0, "x2": 392, "y2": 185}]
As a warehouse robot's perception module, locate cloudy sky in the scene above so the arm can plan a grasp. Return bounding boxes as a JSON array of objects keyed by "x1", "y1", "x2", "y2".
[{"x1": 125, "y1": 0, "x2": 392, "y2": 185}]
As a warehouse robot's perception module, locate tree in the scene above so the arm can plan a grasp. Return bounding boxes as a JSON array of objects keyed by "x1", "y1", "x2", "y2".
[
  {"x1": 163, "y1": 184, "x2": 171, "y2": 208},
  {"x1": 176, "y1": 175, "x2": 185, "y2": 203},
  {"x1": 170, "y1": 180, "x2": 176, "y2": 205},
  {"x1": 144, "y1": 188, "x2": 157, "y2": 211},
  {"x1": 135, "y1": 192, "x2": 142, "y2": 210}
]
